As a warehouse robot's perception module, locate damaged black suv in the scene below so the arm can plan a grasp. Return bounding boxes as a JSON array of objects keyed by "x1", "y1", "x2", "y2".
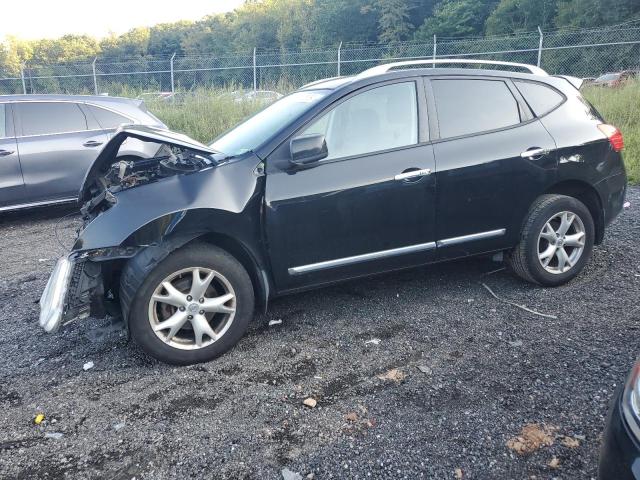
[{"x1": 40, "y1": 60, "x2": 627, "y2": 365}]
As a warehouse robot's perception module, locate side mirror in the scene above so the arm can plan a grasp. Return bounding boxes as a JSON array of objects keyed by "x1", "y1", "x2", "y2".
[{"x1": 290, "y1": 134, "x2": 328, "y2": 166}]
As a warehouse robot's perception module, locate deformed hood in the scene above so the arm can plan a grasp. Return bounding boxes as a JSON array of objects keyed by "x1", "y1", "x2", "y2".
[{"x1": 80, "y1": 125, "x2": 221, "y2": 201}]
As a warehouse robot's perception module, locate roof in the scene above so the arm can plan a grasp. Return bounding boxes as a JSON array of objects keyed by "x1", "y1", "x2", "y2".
[
  {"x1": 301, "y1": 60, "x2": 553, "y2": 93},
  {"x1": 0, "y1": 94, "x2": 140, "y2": 105}
]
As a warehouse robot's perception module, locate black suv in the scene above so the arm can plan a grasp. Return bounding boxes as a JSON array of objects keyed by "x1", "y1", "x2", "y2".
[{"x1": 39, "y1": 60, "x2": 627, "y2": 365}]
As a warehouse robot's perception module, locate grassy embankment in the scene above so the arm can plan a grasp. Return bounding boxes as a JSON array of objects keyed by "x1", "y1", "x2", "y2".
[{"x1": 147, "y1": 81, "x2": 640, "y2": 184}]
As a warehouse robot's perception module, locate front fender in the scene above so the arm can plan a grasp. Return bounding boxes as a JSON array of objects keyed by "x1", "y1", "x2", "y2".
[{"x1": 75, "y1": 156, "x2": 261, "y2": 250}]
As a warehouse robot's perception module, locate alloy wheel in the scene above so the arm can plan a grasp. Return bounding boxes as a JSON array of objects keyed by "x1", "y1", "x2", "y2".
[
  {"x1": 148, "y1": 267, "x2": 236, "y2": 350},
  {"x1": 537, "y1": 211, "x2": 586, "y2": 274}
]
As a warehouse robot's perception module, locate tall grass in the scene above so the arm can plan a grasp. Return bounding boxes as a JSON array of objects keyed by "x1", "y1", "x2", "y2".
[
  {"x1": 144, "y1": 87, "x2": 268, "y2": 144},
  {"x1": 145, "y1": 83, "x2": 640, "y2": 184},
  {"x1": 584, "y1": 80, "x2": 640, "y2": 184}
]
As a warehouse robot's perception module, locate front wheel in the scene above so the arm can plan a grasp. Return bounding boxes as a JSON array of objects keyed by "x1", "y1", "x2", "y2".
[
  {"x1": 507, "y1": 194, "x2": 595, "y2": 286},
  {"x1": 128, "y1": 244, "x2": 255, "y2": 365}
]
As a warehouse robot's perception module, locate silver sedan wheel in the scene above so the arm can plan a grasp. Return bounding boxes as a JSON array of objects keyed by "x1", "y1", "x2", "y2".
[
  {"x1": 148, "y1": 267, "x2": 236, "y2": 350},
  {"x1": 537, "y1": 211, "x2": 586, "y2": 274}
]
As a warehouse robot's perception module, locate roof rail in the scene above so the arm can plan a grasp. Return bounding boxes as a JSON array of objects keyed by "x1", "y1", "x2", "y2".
[{"x1": 357, "y1": 59, "x2": 548, "y2": 78}]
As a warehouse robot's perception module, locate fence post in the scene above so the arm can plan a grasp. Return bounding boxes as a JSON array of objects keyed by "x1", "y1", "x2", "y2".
[
  {"x1": 537, "y1": 26, "x2": 544, "y2": 67},
  {"x1": 337, "y1": 41, "x2": 342, "y2": 76},
  {"x1": 92, "y1": 57, "x2": 98, "y2": 95},
  {"x1": 253, "y1": 47, "x2": 257, "y2": 91},
  {"x1": 432, "y1": 34, "x2": 437, "y2": 67},
  {"x1": 21, "y1": 65, "x2": 27, "y2": 94},
  {"x1": 170, "y1": 52, "x2": 176, "y2": 94}
]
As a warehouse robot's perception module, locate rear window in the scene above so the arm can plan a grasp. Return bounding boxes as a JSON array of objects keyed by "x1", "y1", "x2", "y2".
[
  {"x1": 88, "y1": 105, "x2": 131, "y2": 129},
  {"x1": 514, "y1": 81, "x2": 564, "y2": 117},
  {"x1": 432, "y1": 79, "x2": 521, "y2": 139},
  {"x1": 18, "y1": 102, "x2": 88, "y2": 136}
]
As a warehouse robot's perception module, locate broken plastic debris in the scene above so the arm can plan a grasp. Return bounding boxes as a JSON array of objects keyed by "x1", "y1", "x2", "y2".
[
  {"x1": 34, "y1": 413, "x2": 45, "y2": 425},
  {"x1": 83, "y1": 361, "x2": 94, "y2": 371},
  {"x1": 268, "y1": 319, "x2": 282, "y2": 326},
  {"x1": 45, "y1": 432, "x2": 64, "y2": 440},
  {"x1": 303, "y1": 397, "x2": 317, "y2": 408},
  {"x1": 281, "y1": 468, "x2": 303, "y2": 480},
  {"x1": 623, "y1": 201, "x2": 631, "y2": 209},
  {"x1": 114, "y1": 422, "x2": 126, "y2": 431},
  {"x1": 365, "y1": 338, "x2": 381, "y2": 345}
]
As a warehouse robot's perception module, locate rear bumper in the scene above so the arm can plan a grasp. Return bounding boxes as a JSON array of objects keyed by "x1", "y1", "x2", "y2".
[
  {"x1": 595, "y1": 171, "x2": 627, "y2": 227},
  {"x1": 599, "y1": 387, "x2": 640, "y2": 480}
]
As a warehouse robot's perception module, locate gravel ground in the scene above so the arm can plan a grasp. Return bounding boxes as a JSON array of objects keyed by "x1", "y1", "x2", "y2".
[{"x1": 1, "y1": 188, "x2": 639, "y2": 480}]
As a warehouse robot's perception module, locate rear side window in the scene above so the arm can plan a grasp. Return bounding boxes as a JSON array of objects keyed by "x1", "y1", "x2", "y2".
[
  {"x1": 298, "y1": 81, "x2": 418, "y2": 160},
  {"x1": 0, "y1": 104, "x2": 5, "y2": 138},
  {"x1": 432, "y1": 79, "x2": 521, "y2": 138},
  {"x1": 18, "y1": 102, "x2": 88, "y2": 136},
  {"x1": 514, "y1": 81, "x2": 564, "y2": 117},
  {"x1": 87, "y1": 105, "x2": 131, "y2": 129}
]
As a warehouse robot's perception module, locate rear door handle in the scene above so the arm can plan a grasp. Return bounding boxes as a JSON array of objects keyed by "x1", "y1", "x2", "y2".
[
  {"x1": 394, "y1": 168, "x2": 431, "y2": 181},
  {"x1": 521, "y1": 148, "x2": 549, "y2": 159},
  {"x1": 83, "y1": 140, "x2": 103, "y2": 147},
  {"x1": 0, "y1": 149, "x2": 15, "y2": 157}
]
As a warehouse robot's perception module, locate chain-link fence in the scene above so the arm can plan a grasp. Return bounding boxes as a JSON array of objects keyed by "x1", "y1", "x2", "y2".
[{"x1": 2, "y1": 24, "x2": 640, "y2": 96}]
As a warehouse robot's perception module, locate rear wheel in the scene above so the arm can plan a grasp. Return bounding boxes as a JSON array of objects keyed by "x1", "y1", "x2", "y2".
[
  {"x1": 507, "y1": 194, "x2": 594, "y2": 286},
  {"x1": 128, "y1": 244, "x2": 254, "y2": 365}
]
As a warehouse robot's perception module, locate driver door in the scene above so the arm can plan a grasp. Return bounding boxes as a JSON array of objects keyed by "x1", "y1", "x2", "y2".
[{"x1": 265, "y1": 79, "x2": 437, "y2": 292}]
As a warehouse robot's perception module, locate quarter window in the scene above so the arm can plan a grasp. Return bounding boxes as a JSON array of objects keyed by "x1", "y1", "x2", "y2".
[
  {"x1": 514, "y1": 81, "x2": 564, "y2": 117},
  {"x1": 18, "y1": 102, "x2": 88, "y2": 136},
  {"x1": 298, "y1": 82, "x2": 418, "y2": 160},
  {"x1": 433, "y1": 79, "x2": 521, "y2": 138},
  {"x1": 87, "y1": 105, "x2": 131, "y2": 129}
]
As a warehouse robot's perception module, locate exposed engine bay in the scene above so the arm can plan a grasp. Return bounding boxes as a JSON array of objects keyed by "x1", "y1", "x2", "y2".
[{"x1": 79, "y1": 126, "x2": 222, "y2": 223}]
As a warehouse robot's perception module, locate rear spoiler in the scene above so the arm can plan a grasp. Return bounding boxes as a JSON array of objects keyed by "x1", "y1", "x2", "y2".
[{"x1": 553, "y1": 75, "x2": 584, "y2": 90}]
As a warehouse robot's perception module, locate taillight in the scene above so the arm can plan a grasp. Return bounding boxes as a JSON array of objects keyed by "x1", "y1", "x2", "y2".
[{"x1": 598, "y1": 124, "x2": 624, "y2": 152}]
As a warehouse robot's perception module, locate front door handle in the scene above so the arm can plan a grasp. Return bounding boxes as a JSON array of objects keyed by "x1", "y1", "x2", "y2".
[
  {"x1": 394, "y1": 168, "x2": 431, "y2": 181},
  {"x1": 521, "y1": 147, "x2": 549, "y2": 159},
  {"x1": 83, "y1": 140, "x2": 103, "y2": 148},
  {"x1": 0, "y1": 149, "x2": 15, "y2": 157}
]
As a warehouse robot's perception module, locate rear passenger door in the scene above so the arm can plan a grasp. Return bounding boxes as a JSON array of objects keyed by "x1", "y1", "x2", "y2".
[
  {"x1": 0, "y1": 103, "x2": 26, "y2": 208},
  {"x1": 15, "y1": 101, "x2": 109, "y2": 204},
  {"x1": 428, "y1": 76, "x2": 558, "y2": 259}
]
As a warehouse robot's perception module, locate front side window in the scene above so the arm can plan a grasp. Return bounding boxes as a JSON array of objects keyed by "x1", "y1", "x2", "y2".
[
  {"x1": 18, "y1": 102, "x2": 88, "y2": 136},
  {"x1": 88, "y1": 105, "x2": 131, "y2": 129},
  {"x1": 0, "y1": 104, "x2": 5, "y2": 138},
  {"x1": 433, "y1": 79, "x2": 521, "y2": 139},
  {"x1": 298, "y1": 82, "x2": 418, "y2": 160}
]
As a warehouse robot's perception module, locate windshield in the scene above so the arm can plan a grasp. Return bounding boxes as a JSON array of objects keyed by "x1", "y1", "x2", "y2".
[
  {"x1": 596, "y1": 73, "x2": 619, "y2": 81},
  {"x1": 211, "y1": 90, "x2": 330, "y2": 156}
]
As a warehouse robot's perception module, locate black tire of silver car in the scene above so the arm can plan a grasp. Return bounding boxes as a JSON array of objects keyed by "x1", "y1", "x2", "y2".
[
  {"x1": 507, "y1": 194, "x2": 594, "y2": 287},
  {"x1": 128, "y1": 243, "x2": 254, "y2": 365}
]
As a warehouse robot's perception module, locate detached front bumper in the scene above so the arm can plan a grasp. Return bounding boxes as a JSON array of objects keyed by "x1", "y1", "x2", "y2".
[{"x1": 39, "y1": 255, "x2": 101, "y2": 332}]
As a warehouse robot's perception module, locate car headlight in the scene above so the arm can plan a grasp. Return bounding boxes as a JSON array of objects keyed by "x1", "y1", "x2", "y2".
[
  {"x1": 39, "y1": 257, "x2": 74, "y2": 333},
  {"x1": 622, "y1": 361, "x2": 640, "y2": 440}
]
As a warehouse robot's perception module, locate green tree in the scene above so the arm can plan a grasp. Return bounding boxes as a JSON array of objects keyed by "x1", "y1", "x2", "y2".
[
  {"x1": 555, "y1": 0, "x2": 640, "y2": 28},
  {"x1": 414, "y1": 0, "x2": 496, "y2": 39},
  {"x1": 366, "y1": 0, "x2": 415, "y2": 43},
  {"x1": 485, "y1": 0, "x2": 557, "y2": 35}
]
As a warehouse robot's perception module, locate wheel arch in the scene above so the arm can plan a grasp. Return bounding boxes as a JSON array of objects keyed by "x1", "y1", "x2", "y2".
[
  {"x1": 544, "y1": 180, "x2": 605, "y2": 245},
  {"x1": 119, "y1": 232, "x2": 271, "y2": 326}
]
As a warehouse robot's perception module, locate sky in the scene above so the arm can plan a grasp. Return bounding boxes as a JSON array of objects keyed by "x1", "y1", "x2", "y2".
[{"x1": 1, "y1": 0, "x2": 245, "y2": 40}]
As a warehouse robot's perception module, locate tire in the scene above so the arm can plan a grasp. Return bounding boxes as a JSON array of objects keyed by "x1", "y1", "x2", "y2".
[
  {"x1": 507, "y1": 194, "x2": 594, "y2": 287},
  {"x1": 127, "y1": 243, "x2": 254, "y2": 365}
]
